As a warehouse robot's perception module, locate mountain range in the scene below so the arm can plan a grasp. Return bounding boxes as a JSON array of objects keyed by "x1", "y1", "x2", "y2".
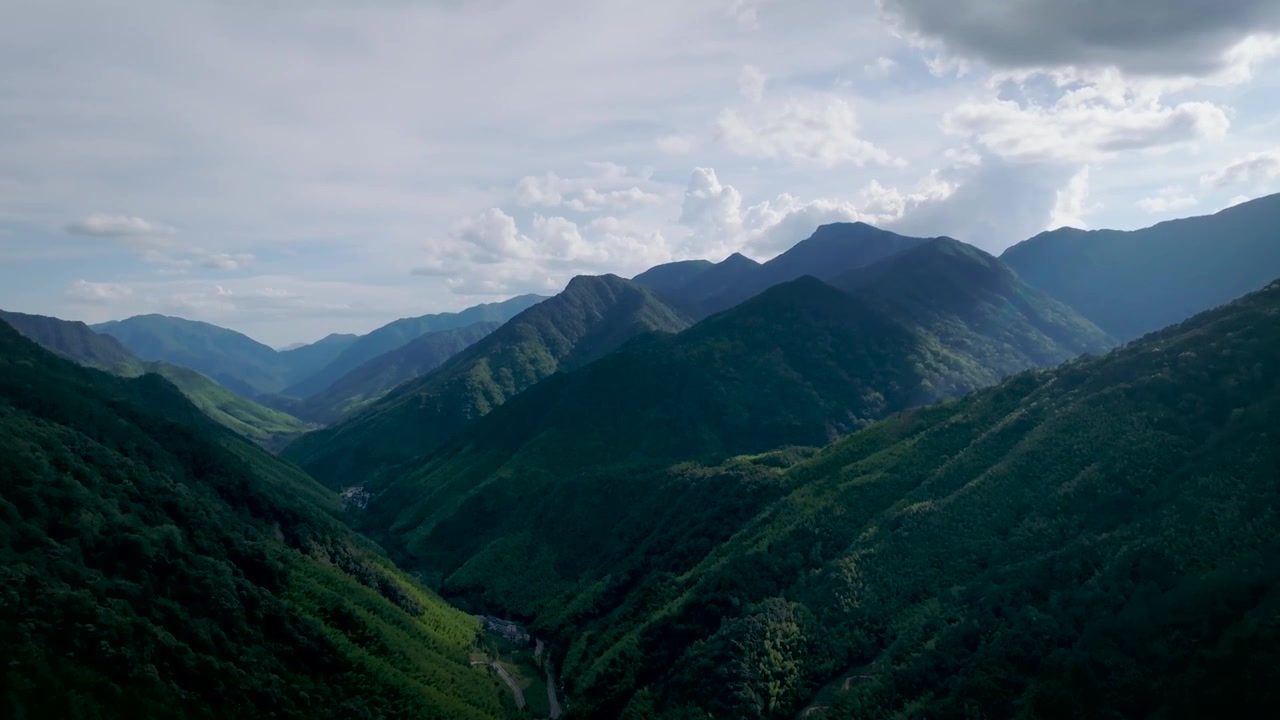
[
  {"x1": 0, "y1": 310, "x2": 310, "y2": 448},
  {"x1": 283, "y1": 274, "x2": 690, "y2": 489},
  {"x1": 7, "y1": 194, "x2": 1280, "y2": 718}
]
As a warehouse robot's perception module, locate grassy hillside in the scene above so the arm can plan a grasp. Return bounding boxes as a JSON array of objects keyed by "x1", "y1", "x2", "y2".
[
  {"x1": 283, "y1": 275, "x2": 689, "y2": 489},
  {"x1": 147, "y1": 361, "x2": 312, "y2": 449},
  {"x1": 0, "y1": 319, "x2": 506, "y2": 719},
  {"x1": 299, "y1": 321, "x2": 500, "y2": 424},
  {"x1": 1001, "y1": 191, "x2": 1280, "y2": 340},
  {"x1": 284, "y1": 294, "x2": 546, "y2": 399}
]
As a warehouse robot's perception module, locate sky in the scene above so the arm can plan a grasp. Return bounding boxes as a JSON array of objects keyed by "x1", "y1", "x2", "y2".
[{"x1": 2, "y1": 0, "x2": 1279, "y2": 347}]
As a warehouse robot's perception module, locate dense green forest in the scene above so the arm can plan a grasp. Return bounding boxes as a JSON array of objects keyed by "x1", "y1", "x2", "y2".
[
  {"x1": 1, "y1": 310, "x2": 311, "y2": 448},
  {"x1": 340, "y1": 278, "x2": 1280, "y2": 718},
  {"x1": 0, "y1": 319, "x2": 506, "y2": 719},
  {"x1": 284, "y1": 274, "x2": 690, "y2": 489}
]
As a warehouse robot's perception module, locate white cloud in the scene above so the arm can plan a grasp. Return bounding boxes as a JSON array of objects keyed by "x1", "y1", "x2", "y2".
[
  {"x1": 738, "y1": 65, "x2": 768, "y2": 103},
  {"x1": 1200, "y1": 149, "x2": 1280, "y2": 189},
  {"x1": 944, "y1": 87, "x2": 1231, "y2": 163},
  {"x1": 1137, "y1": 187, "x2": 1199, "y2": 214},
  {"x1": 656, "y1": 134, "x2": 698, "y2": 155},
  {"x1": 1226, "y1": 194, "x2": 1253, "y2": 209},
  {"x1": 66, "y1": 280, "x2": 134, "y2": 303},
  {"x1": 1047, "y1": 165, "x2": 1096, "y2": 229},
  {"x1": 515, "y1": 173, "x2": 565, "y2": 207},
  {"x1": 199, "y1": 252, "x2": 256, "y2": 271},
  {"x1": 66, "y1": 214, "x2": 174, "y2": 238},
  {"x1": 716, "y1": 95, "x2": 902, "y2": 167},
  {"x1": 565, "y1": 187, "x2": 663, "y2": 212},
  {"x1": 864, "y1": 56, "x2": 897, "y2": 77}
]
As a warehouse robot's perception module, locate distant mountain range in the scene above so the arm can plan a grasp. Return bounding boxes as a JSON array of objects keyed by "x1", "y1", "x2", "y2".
[
  {"x1": 1001, "y1": 193, "x2": 1280, "y2": 340},
  {"x1": 282, "y1": 294, "x2": 546, "y2": 399},
  {"x1": 283, "y1": 274, "x2": 688, "y2": 488},
  {"x1": 1, "y1": 310, "x2": 310, "y2": 448}
]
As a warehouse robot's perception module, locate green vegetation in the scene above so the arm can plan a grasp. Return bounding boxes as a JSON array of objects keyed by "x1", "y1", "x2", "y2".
[
  {"x1": 147, "y1": 362, "x2": 312, "y2": 450},
  {"x1": 2, "y1": 310, "x2": 311, "y2": 449},
  {"x1": 340, "y1": 273, "x2": 1280, "y2": 717},
  {"x1": 1002, "y1": 191, "x2": 1280, "y2": 340},
  {"x1": 0, "y1": 318, "x2": 505, "y2": 719},
  {"x1": 298, "y1": 321, "x2": 500, "y2": 424},
  {"x1": 284, "y1": 275, "x2": 689, "y2": 489},
  {"x1": 283, "y1": 294, "x2": 546, "y2": 399}
]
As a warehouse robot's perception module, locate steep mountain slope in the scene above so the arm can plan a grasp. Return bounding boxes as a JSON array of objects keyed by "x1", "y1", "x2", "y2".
[
  {"x1": 837, "y1": 237, "x2": 1114, "y2": 372},
  {"x1": 1001, "y1": 191, "x2": 1280, "y2": 340},
  {"x1": 0, "y1": 320, "x2": 504, "y2": 719},
  {"x1": 649, "y1": 223, "x2": 930, "y2": 319},
  {"x1": 277, "y1": 332, "x2": 359, "y2": 381},
  {"x1": 94, "y1": 314, "x2": 291, "y2": 396},
  {"x1": 284, "y1": 294, "x2": 546, "y2": 398},
  {"x1": 283, "y1": 275, "x2": 688, "y2": 489},
  {"x1": 299, "y1": 321, "x2": 500, "y2": 424},
  {"x1": 0, "y1": 309, "x2": 144, "y2": 375},
  {"x1": 2, "y1": 310, "x2": 309, "y2": 447},
  {"x1": 344, "y1": 249, "x2": 1110, "y2": 610},
  {"x1": 631, "y1": 259, "x2": 714, "y2": 296},
  {"x1": 146, "y1": 362, "x2": 311, "y2": 449},
  {"x1": 537, "y1": 277, "x2": 1280, "y2": 719}
]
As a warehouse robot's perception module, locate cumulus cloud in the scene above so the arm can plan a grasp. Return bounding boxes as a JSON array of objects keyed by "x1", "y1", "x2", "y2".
[
  {"x1": 716, "y1": 95, "x2": 902, "y2": 167},
  {"x1": 1138, "y1": 187, "x2": 1199, "y2": 214},
  {"x1": 413, "y1": 208, "x2": 670, "y2": 295},
  {"x1": 515, "y1": 173, "x2": 565, "y2": 207},
  {"x1": 66, "y1": 214, "x2": 174, "y2": 238},
  {"x1": 565, "y1": 187, "x2": 663, "y2": 212},
  {"x1": 944, "y1": 85, "x2": 1230, "y2": 163},
  {"x1": 675, "y1": 166, "x2": 953, "y2": 259},
  {"x1": 879, "y1": 0, "x2": 1280, "y2": 77},
  {"x1": 66, "y1": 280, "x2": 134, "y2": 303},
  {"x1": 1047, "y1": 166, "x2": 1097, "y2": 229},
  {"x1": 1200, "y1": 149, "x2": 1280, "y2": 189}
]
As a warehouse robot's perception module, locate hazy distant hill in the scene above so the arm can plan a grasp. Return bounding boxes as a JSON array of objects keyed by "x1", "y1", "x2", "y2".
[
  {"x1": 1001, "y1": 192, "x2": 1280, "y2": 340},
  {"x1": 3, "y1": 310, "x2": 309, "y2": 447},
  {"x1": 298, "y1": 321, "x2": 501, "y2": 424},
  {"x1": 283, "y1": 294, "x2": 546, "y2": 398}
]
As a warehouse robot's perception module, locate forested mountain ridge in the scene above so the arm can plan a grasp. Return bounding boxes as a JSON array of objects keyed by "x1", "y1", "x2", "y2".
[
  {"x1": 1001, "y1": 191, "x2": 1280, "y2": 340},
  {"x1": 297, "y1": 321, "x2": 501, "y2": 424},
  {"x1": 282, "y1": 294, "x2": 547, "y2": 399},
  {"x1": 0, "y1": 320, "x2": 505, "y2": 719},
  {"x1": 336, "y1": 245, "x2": 1114, "y2": 636},
  {"x1": 496, "y1": 277, "x2": 1280, "y2": 719},
  {"x1": 640, "y1": 222, "x2": 930, "y2": 319},
  {"x1": 282, "y1": 274, "x2": 689, "y2": 489},
  {"x1": 1, "y1": 310, "x2": 310, "y2": 448}
]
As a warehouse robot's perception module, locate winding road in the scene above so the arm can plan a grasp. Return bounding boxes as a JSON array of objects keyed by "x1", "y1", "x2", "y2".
[{"x1": 472, "y1": 660, "x2": 525, "y2": 710}]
